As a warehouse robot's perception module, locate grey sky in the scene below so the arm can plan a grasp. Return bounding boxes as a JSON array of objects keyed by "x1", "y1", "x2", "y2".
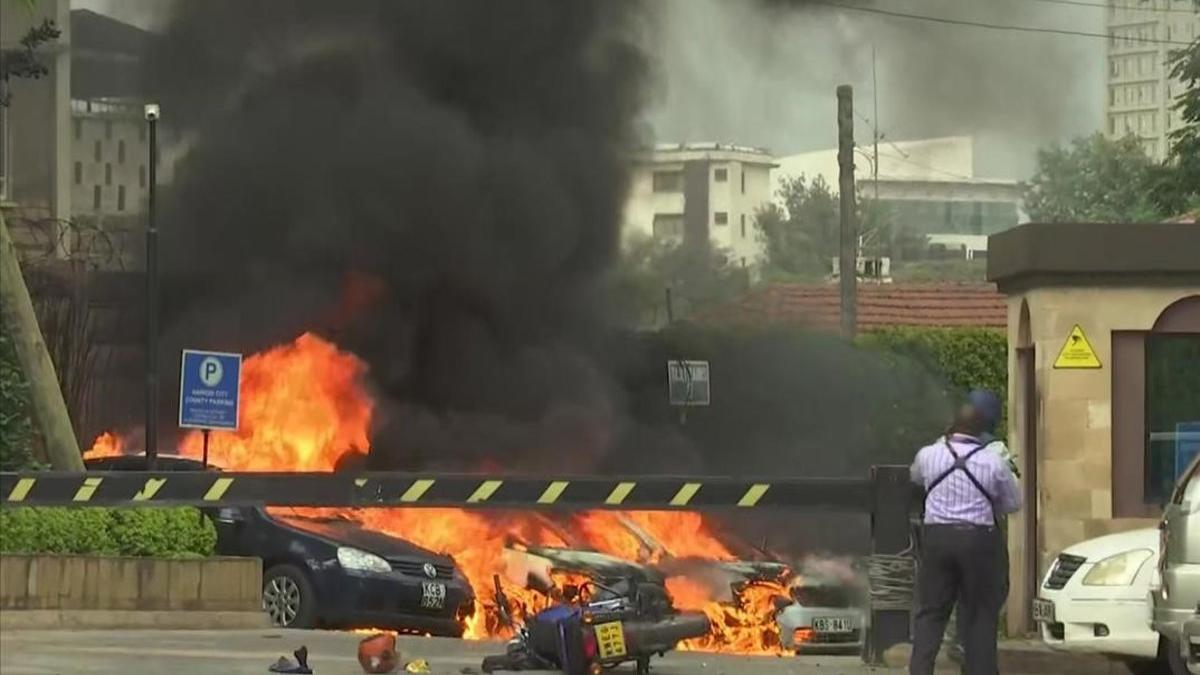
[
  {"x1": 73, "y1": 0, "x2": 1106, "y2": 180},
  {"x1": 645, "y1": 0, "x2": 1106, "y2": 179}
]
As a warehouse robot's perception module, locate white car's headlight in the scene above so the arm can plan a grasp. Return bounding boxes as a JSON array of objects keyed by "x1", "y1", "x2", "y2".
[
  {"x1": 337, "y1": 547, "x2": 392, "y2": 574},
  {"x1": 1082, "y1": 549, "x2": 1154, "y2": 586}
]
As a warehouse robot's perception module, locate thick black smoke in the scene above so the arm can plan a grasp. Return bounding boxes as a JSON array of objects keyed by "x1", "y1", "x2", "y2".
[
  {"x1": 140, "y1": 0, "x2": 953, "y2": 491},
  {"x1": 149, "y1": 0, "x2": 650, "y2": 470}
]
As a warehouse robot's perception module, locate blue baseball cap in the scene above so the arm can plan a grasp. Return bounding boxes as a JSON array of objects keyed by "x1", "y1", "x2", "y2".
[{"x1": 967, "y1": 389, "x2": 1002, "y2": 433}]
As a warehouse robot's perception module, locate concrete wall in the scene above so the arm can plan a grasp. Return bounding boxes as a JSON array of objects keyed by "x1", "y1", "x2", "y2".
[
  {"x1": 0, "y1": 554, "x2": 265, "y2": 629},
  {"x1": 1, "y1": 0, "x2": 72, "y2": 220},
  {"x1": 1003, "y1": 285, "x2": 1197, "y2": 632}
]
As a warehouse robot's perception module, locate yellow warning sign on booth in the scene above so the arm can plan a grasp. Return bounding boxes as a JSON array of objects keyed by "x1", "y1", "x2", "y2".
[{"x1": 1054, "y1": 324, "x2": 1102, "y2": 369}]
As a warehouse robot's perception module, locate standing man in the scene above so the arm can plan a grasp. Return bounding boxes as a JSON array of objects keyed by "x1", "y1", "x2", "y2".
[
  {"x1": 947, "y1": 391, "x2": 1021, "y2": 664},
  {"x1": 910, "y1": 389, "x2": 1022, "y2": 675}
]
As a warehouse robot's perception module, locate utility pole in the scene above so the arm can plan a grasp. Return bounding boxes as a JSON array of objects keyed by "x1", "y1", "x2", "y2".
[
  {"x1": 837, "y1": 85, "x2": 858, "y2": 340},
  {"x1": 872, "y1": 46, "x2": 880, "y2": 207},
  {"x1": 0, "y1": 210, "x2": 84, "y2": 470},
  {"x1": 144, "y1": 104, "x2": 160, "y2": 468}
]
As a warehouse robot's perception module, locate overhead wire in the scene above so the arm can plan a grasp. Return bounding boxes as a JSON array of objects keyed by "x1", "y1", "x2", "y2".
[
  {"x1": 1018, "y1": 0, "x2": 1200, "y2": 15},
  {"x1": 809, "y1": 0, "x2": 1196, "y2": 46}
]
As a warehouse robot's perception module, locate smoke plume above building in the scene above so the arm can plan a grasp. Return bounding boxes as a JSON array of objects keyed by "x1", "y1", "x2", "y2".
[{"x1": 648, "y1": 0, "x2": 1104, "y2": 178}]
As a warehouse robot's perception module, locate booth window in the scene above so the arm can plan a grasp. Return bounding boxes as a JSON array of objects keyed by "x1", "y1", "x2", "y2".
[
  {"x1": 1113, "y1": 296, "x2": 1200, "y2": 517},
  {"x1": 1144, "y1": 335, "x2": 1200, "y2": 506}
]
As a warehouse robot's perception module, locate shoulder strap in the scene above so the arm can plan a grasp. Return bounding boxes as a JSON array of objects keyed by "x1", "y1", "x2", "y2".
[{"x1": 923, "y1": 439, "x2": 998, "y2": 518}]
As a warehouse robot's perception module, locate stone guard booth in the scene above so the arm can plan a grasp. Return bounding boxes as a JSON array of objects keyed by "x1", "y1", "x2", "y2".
[{"x1": 988, "y1": 222, "x2": 1200, "y2": 634}]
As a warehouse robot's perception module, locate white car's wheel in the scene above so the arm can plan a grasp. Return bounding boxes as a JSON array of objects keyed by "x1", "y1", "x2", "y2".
[{"x1": 1159, "y1": 637, "x2": 1189, "y2": 675}]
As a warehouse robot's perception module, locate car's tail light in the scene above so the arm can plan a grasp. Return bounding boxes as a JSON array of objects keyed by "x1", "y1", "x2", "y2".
[
  {"x1": 582, "y1": 626, "x2": 598, "y2": 660},
  {"x1": 794, "y1": 628, "x2": 815, "y2": 644}
]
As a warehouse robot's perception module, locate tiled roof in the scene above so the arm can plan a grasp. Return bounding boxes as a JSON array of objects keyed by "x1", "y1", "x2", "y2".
[{"x1": 699, "y1": 282, "x2": 1007, "y2": 331}]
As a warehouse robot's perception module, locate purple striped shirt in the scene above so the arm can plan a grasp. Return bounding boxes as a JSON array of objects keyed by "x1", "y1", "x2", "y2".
[{"x1": 911, "y1": 434, "x2": 1022, "y2": 526}]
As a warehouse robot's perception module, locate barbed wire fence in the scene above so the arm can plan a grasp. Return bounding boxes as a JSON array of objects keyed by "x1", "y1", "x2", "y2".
[{"x1": 6, "y1": 213, "x2": 141, "y2": 445}]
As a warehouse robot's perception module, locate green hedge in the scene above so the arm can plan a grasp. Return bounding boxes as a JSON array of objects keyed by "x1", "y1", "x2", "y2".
[
  {"x1": 860, "y1": 327, "x2": 1008, "y2": 432},
  {"x1": 0, "y1": 507, "x2": 217, "y2": 557}
]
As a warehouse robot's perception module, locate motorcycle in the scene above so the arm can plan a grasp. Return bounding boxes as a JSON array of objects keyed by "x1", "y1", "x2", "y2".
[{"x1": 481, "y1": 574, "x2": 711, "y2": 675}]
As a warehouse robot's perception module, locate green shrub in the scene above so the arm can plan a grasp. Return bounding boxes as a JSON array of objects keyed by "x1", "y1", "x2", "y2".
[
  {"x1": 108, "y1": 508, "x2": 217, "y2": 557},
  {"x1": 0, "y1": 507, "x2": 215, "y2": 557},
  {"x1": 0, "y1": 507, "x2": 116, "y2": 554},
  {"x1": 859, "y1": 327, "x2": 1008, "y2": 433}
]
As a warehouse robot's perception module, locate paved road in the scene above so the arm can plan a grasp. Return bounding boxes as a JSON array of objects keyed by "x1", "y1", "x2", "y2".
[
  {"x1": 0, "y1": 629, "x2": 1131, "y2": 674},
  {"x1": 0, "y1": 629, "x2": 884, "y2": 675}
]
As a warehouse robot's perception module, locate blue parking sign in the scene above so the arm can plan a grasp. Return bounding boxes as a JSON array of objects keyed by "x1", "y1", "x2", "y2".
[{"x1": 178, "y1": 349, "x2": 242, "y2": 430}]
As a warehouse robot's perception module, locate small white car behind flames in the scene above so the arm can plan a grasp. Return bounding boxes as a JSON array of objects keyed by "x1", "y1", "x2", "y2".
[{"x1": 776, "y1": 577, "x2": 865, "y2": 652}]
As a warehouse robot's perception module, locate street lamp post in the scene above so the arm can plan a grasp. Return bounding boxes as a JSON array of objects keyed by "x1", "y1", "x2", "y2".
[{"x1": 143, "y1": 103, "x2": 160, "y2": 469}]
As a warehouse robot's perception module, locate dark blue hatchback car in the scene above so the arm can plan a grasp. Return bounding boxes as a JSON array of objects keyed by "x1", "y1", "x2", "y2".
[{"x1": 84, "y1": 455, "x2": 475, "y2": 635}]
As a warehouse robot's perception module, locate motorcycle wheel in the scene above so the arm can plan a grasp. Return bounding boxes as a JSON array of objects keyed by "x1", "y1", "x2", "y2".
[{"x1": 635, "y1": 656, "x2": 651, "y2": 675}]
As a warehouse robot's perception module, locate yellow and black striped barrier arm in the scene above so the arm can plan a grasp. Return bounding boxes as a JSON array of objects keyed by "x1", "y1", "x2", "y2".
[{"x1": 0, "y1": 471, "x2": 873, "y2": 511}]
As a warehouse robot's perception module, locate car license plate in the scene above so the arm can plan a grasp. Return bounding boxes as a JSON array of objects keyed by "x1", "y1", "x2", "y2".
[
  {"x1": 813, "y1": 617, "x2": 852, "y2": 633},
  {"x1": 1032, "y1": 598, "x2": 1055, "y2": 622},
  {"x1": 594, "y1": 621, "x2": 628, "y2": 660},
  {"x1": 420, "y1": 582, "x2": 446, "y2": 610}
]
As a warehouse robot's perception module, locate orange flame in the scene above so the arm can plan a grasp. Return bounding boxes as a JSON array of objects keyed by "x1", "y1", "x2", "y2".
[
  {"x1": 84, "y1": 332, "x2": 790, "y2": 653},
  {"x1": 177, "y1": 332, "x2": 373, "y2": 471},
  {"x1": 86, "y1": 432, "x2": 125, "y2": 459}
]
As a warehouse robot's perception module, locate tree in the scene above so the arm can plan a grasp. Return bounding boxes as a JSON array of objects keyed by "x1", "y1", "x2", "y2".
[
  {"x1": 755, "y1": 174, "x2": 906, "y2": 280},
  {"x1": 1022, "y1": 134, "x2": 1166, "y2": 223},
  {"x1": 754, "y1": 174, "x2": 840, "y2": 279},
  {"x1": 611, "y1": 233, "x2": 748, "y2": 328},
  {"x1": 0, "y1": 1, "x2": 61, "y2": 107},
  {"x1": 1152, "y1": 33, "x2": 1200, "y2": 216}
]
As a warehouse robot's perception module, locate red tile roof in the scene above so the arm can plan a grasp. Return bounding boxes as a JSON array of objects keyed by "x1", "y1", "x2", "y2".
[{"x1": 699, "y1": 282, "x2": 1007, "y2": 331}]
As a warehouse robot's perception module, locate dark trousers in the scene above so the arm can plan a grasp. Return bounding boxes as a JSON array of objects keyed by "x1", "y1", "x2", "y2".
[
  {"x1": 910, "y1": 524, "x2": 1005, "y2": 675},
  {"x1": 950, "y1": 526, "x2": 1009, "y2": 651}
]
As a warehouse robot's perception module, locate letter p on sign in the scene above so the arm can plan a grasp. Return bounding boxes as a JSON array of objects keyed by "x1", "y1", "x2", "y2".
[{"x1": 200, "y1": 357, "x2": 224, "y2": 387}]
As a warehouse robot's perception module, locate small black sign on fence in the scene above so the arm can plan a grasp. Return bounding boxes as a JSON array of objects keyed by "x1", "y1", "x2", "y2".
[{"x1": 667, "y1": 360, "x2": 710, "y2": 406}]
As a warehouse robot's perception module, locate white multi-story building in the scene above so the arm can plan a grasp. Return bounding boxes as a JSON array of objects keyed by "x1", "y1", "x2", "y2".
[
  {"x1": 623, "y1": 142, "x2": 777, "y2": 270},
  {"x1": 1104, "y1": 1, "x2": 1199, "y2": 161},
  {"x1": 774, "y1": 136, "x2": 1023, "y2": 259}
]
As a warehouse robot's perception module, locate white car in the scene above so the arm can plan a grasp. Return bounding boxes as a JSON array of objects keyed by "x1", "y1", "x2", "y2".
[{"x1": 1034, "y1": 528, "x2": 1159, "y2": 662}]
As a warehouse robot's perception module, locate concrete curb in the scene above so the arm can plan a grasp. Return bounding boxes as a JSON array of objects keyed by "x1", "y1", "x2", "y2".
[{"x1": 0, "y1": 609, "x2": 270, "y2": 631}]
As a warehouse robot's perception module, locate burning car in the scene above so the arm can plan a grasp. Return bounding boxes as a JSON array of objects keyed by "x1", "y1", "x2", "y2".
[
  {"x1": 776, "y1": 574, "x2": 865, "y2": 653},
  {"x1": 612, "y1": 514, "x2": 866, "y2": 654},
  {"x1": 84, "y1": 455, "x2": 475, "y2": 635}
]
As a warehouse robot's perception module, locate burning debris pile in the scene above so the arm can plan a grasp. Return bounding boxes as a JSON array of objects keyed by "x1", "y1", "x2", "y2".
[{"x1": 87, "y1": 333, "x2": 824, "y2": 654}]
